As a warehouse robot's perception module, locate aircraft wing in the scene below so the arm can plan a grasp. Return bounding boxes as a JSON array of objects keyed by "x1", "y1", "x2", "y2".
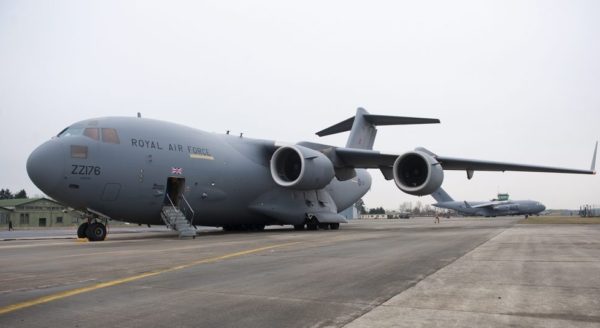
[
  {"x1": 332, "y1": 145, "x2": 597, "y2": 176},
  {"x1": 469, "y1": 201, "x2": 509, "y2": 209},
  {"x1": 334, "y1": 148, "x2": 397, "y2": 168},
  {"x1": 433, "y1": 156, "x2": 594, "y2": 174}
]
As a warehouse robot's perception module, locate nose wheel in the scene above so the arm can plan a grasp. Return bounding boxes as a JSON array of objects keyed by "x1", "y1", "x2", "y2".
[
  {"x1": 77, "y1": 221, "x2": 107, "y2": 241},
  {"x1": 77, "y1": 222, "x2": 89, "y2": 238}
]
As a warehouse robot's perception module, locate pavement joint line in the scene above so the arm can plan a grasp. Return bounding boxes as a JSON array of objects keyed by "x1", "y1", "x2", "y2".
[
  {"x1": 342, "y1": 227, "x2": 513, "y2": 327},
  {"x1": 0, "y1": 241, "x2": 300, "y2": 316},
  {"x1": 469, "y1": 259, "x2": 600, "y2": 263},
  {"x1": 370, "y1": 305, "x2": 600, "y2": 324}
]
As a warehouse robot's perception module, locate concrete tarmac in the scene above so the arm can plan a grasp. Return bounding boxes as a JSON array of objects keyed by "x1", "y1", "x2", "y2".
[{"x1": 0, "y1": 218, "x2": 598, "y2": 327}]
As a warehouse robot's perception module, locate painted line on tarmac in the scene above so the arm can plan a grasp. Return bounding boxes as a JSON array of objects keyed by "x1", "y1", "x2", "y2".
[{"x1": 0, "y1": 242, "x2": 300, "y2": 316}]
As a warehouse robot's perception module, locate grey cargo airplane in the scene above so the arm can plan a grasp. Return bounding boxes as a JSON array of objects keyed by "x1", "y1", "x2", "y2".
[
  {"x1": 26, "y1": 108, "x2": 597, "y2": 241},
  {"x1": 431, "y1": 187, "x2": 546, "y2": 218}
]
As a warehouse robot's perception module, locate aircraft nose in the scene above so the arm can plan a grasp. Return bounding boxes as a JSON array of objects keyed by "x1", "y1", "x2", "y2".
[
  {"x1": 541, "y1": 204, "x2": 546, "y2": 211},
  {"x1": 27, "y1": 140, "x2": 65, "y2": 195}
]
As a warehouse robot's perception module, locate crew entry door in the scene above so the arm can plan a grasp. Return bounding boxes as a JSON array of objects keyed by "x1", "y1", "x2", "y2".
[{"x1": 165, "y1": 177, "x2": 185, "y2": 207}]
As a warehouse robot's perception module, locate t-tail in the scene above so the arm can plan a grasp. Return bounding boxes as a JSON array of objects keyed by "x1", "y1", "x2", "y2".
[
  {"x1": 316, "y1": 107, "x2": 440, "y2": 150},
  {"x1": 431, "y1": 187, "x2": 454, "y2": 203}
]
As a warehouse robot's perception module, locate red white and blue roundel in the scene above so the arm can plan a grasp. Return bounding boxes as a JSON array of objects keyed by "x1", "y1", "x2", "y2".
[{"x1": 171, "y1": 167, "x2": 183, "y2": 175}]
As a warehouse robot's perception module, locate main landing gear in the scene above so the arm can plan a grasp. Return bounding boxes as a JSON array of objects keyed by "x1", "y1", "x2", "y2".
[
  {"x1": 295, "y1": 222, "x2": 339, "y2": 231},
  {"x1": 295, "y1": 214, "x2": 341, "y2": 231},
  {"x1": 77, "y1": 219, "x2": 107, "y2": 241}
]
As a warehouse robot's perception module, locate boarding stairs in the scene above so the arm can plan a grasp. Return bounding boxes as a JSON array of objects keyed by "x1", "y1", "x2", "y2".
[{"x1": 161, "y1": 195, "x2": 197, "y2": 238}]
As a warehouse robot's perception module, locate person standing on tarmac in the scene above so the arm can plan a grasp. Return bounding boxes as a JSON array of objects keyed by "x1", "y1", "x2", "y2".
[{"x1": 8, "y1": 220, "x2": 14, "y2": 231}]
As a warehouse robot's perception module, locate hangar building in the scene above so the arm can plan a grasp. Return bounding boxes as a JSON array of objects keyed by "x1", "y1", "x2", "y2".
[{"x1": 0, "y1": 198, "x2": 81, "y2": 229}]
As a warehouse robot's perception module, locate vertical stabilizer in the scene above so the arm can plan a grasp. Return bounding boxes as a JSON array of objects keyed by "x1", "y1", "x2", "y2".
[
  {"x1": 431, "y1": 187, "x2": 454, "y2": 203},
  {"x1": 346, "y1": 108, "x2": 377, "y2": 149}
]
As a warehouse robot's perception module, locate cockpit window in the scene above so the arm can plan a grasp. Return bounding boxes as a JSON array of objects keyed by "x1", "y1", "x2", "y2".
[
  {"x1": 84, "y1": 128, "x2": 100, "y2": 141},
  {"x1": 57, "y1": 127, "x2": 84, "y2": 138},
  {"x1": 101, "y1": 128, "x2": 120, "y2": 144},
  {"x1": 58, "y1": 126, "x2": 120, "y2": 144}
]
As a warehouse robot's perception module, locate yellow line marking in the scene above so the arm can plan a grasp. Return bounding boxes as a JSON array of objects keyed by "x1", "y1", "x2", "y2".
[{"x1": 0, "y1": 242, "x2": 299, "y2": 315}]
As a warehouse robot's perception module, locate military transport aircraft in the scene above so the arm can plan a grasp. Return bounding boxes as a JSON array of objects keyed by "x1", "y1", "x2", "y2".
[
  {"x1": 431, "y1": 187, "x2": 546, "y2": 218},
  {"x1": 26, "y1": 108, "x2": 597, "y2": 241}
]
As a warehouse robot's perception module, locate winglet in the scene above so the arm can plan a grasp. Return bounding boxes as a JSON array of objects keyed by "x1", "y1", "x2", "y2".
[{"x1": 592, "y1": 141, "x2": 598, "y2": 174}]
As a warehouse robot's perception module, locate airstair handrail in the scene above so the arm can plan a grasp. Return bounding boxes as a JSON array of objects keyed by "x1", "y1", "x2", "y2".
[
  {"x1": 180, "y1": 194, "x2": 195, "y2": 227},
  {"x1": 165, "y1": 193, "x2": 177, "y2": 210}
]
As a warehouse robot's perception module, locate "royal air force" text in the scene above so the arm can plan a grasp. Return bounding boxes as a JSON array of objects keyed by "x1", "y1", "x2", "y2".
[{"x1": 130, "y1": 139, "x2": 212, "y2": 157}]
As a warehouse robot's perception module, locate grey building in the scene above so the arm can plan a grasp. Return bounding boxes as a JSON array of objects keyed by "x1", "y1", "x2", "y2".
[{"x1": 0, "y1": 198, "x2": 81, "y2": 229}]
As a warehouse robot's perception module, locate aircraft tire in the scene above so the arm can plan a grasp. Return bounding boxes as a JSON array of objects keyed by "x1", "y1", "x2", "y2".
[
  {"x1": 318, "y1": 223, "x2": 330, "y2": 230},
  {"x1": 251, "y1": 224, "x2": 265, "y2": 231},
  {"x1": 293, "y1": 224, "x2": 305, "y2": 231},
  {"x1": 329, "y1": 223, "x2": 340, "y2": 230},
  {"x1": 306, "y1": 223, "x2": 318, "y2": 230},
  {"x1": 77, "y1": 223, "x2": 89, "y2": 238},
  {"x1": 86, "y1": 222, "x2": 107, "y2": 241}
]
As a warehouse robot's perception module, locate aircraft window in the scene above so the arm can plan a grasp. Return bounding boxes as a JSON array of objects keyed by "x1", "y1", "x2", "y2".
[
  {"x1": 58, "y1": 127, "x2": 84, "y2": 138},
  {"x1": 71, "y1": 145, "x2": 88, "y2": 159},
  {"x1": 84, "y1": 128, "x2": 100, "y2": 141},
  {"x1": 101, "y1": 128, "x2": 120, "y2": 144}
]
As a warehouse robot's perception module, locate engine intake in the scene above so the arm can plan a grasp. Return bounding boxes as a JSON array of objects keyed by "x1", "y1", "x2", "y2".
[
  {"x1": 393, "y1": 151, "x2": 444, "y2": 196},
  {"x1": 270, "y1": 145, "x2": 335, "y2": 190}
]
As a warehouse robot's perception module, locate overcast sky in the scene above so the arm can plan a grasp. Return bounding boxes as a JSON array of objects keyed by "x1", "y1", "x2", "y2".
[{"x1": 1, "y1": 0, "x2": 599, "y2": 209}]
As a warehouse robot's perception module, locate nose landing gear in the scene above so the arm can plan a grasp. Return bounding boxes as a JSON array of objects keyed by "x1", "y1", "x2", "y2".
[{"x1": 77, "y1": 218, "x2": 107, "y2": 241}]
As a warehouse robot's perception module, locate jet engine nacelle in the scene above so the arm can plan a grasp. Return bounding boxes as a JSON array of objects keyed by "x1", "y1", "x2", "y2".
[
  {"x1": 270, "y1": 145, "x2": 335, "y2": 190},
  {"x1": 393, "y1": 151, "x2": 444, "y2": 196}
]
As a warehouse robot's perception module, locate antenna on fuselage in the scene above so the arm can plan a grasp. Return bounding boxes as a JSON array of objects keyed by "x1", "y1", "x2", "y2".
[{"x1": 137, "y1": 112, "x2": 142, "y2": 118}]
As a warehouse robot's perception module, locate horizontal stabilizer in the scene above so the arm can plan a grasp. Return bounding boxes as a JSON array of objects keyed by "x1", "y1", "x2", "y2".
[{"x1": 316, "y1": 111, "x2": 440, "y2": 137}]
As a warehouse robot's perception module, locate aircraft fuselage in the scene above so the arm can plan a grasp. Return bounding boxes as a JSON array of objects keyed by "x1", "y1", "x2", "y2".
[
  {"x1": 27, "y1": 117, "x2": 371, "y2": 227},
  {"x1": 433, "y1": 200, "x2": 545, "y2": 217}
]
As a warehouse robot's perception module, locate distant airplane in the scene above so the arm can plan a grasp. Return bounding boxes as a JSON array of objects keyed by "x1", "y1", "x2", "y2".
[
  {"x1": 26, "y1": 108, "x2": 597, "y2": 240},
  {"x1": 431, "y1": 188, "x2": 546, "y2": 218}
]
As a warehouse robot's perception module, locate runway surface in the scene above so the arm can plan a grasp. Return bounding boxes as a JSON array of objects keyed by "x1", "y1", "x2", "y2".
[{"x1": 1, "y1": 217, "x2": 598, "y2": 327}]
